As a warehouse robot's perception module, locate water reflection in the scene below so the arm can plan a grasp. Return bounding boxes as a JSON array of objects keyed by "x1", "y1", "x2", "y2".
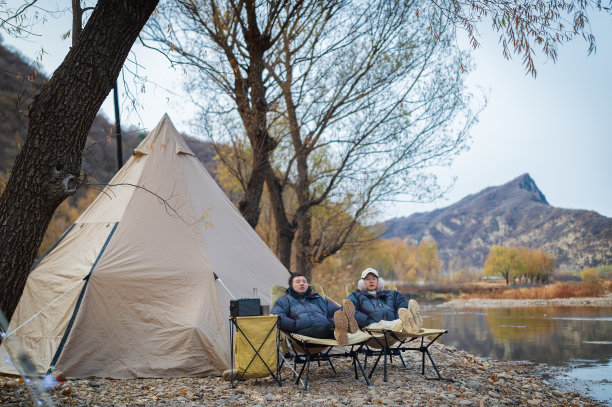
[
  {"x1": 423, "y1": 306, "x2": 612, "y2": 365},
  {"x1": 423, "y1": 305, "x2": 612, "y2": 404}
]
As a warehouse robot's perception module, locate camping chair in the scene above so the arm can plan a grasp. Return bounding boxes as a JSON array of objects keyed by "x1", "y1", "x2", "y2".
[
  {"x1": 345, "y1": 283, "x2": 448, "y2": 382},
  {"x1": 364, "y1": 327, "x2": 448, "y2": 382},
  {"x1": 271, "y1": 285, "x2": 372, "y2": 391},
  {"x1": 229, "y1": 315, "x2": 282, "y2": 388}
]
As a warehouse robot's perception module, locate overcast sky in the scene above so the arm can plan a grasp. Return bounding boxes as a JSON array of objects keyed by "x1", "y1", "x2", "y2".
[{"x1": 2, "y1": 3, "x2": 611, "y2": 221}]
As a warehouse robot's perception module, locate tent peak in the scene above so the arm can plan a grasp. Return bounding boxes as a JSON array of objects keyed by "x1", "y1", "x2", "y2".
[{"x1": 134, "y1": 114, "x2": 195, "y2": 157}]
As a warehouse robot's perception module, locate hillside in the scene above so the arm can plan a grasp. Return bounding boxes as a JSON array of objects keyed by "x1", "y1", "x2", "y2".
[
  {"x1": 383, "y1": 174, "x2": 612, "y2": 273},
  {"x1": 0, "y1": 40, "x2": 216, "y2": 184}
]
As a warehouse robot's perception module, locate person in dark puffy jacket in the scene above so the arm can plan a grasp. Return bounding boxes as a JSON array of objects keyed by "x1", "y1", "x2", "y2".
[
  {"x1": 347, "y1": 268, "x2": 423, "y2": 333},
  {"x1": 272, "y1": 273, "x2": 358, "y2": 345}
]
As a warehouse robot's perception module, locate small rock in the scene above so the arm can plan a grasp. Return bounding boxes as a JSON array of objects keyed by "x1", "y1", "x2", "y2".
[
  {"x1": 458, "y1": 400, "x2": 473, "y2": 406},
  {"x1": 527, "y1": 399, "x2": 542, "y2": 406},
  {"x1": 5, "y1": 380, "x2": 18, "y2": 389},
  {"x1": 551, "y1": 389, "x2": 563, "y2": 397}
]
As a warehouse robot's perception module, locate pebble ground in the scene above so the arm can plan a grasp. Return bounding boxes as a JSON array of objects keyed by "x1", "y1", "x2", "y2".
[{"x1": 0, "y1": 342, "x2": 602, "y2": 406}]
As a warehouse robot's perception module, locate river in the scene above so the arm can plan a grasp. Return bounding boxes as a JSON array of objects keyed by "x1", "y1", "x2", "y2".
[{"x1": 423, "y1": 305, "x2": 612, "y2": 405}]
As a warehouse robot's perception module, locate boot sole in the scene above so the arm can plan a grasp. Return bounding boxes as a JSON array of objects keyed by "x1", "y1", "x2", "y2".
[{"x1": 342, "y1": 299, "x2": 359, "y2": 334}]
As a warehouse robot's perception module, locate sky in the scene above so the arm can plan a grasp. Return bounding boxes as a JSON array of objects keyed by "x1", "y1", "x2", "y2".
[{"x1": 2, "y1": 3, "x2": 611, "y2": 221}]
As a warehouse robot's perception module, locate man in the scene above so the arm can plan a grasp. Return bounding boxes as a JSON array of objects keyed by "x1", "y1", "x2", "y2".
[
  {"x1": 272, "y1": 273, "x2": 358, "y2": 345},
  {"x1": 347, "y1": 268, "x2": 422, "y2": 333}
]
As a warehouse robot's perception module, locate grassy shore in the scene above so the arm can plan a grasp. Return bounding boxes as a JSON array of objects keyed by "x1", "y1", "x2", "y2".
[{"x1": 399, "y1": 281, "x2": 612, "y2": 304}]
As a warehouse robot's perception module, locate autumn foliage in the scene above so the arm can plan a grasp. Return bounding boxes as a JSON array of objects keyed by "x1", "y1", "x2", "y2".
[
  {"x1": 484, "y1": 246, "x2": 555, "y2": 285},
  {"x1": 465, "y1": 282, "x2": 609, "y2": 300},
  {"x1": 312, "y1": 236, "x2": 442, "y2": 300}
]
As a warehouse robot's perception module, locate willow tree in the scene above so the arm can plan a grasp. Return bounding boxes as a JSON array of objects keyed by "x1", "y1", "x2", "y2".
[
  {"x1": 0, "y1": 0, "x2": 159, "y2": 323},
  {"x1": 484, "y1": 246, "x2": 524, "y2": 285},
  {"x1": 143, "y1": 0, "x2": 475, "y2": 277}
]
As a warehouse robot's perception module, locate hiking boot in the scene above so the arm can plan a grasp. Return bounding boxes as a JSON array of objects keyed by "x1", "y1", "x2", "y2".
[
  {"x1": 342, "y1": 299, "x2": 359, "y2": 334},
  {"x1": 408, "y1": 299, "x2": 423, "y2": 329},
  {"x1": 398, "y1": 307, "x2": 419, "y2": 334},
  {"x1": 333, "y1": 310, "x2": 349, "y2": 346}
]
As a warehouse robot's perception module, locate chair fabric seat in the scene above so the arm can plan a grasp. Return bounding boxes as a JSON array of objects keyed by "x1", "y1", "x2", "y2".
[{"x1": 233, "y1": 315, "x2": 279, "y2": 379}]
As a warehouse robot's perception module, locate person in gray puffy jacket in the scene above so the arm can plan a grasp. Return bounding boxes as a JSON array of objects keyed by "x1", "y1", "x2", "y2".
[
  {"x1": 272, "y1": 273, "x2": 358, "y2": 345},
  {"x1": 347, "y1": 268, "x2": 423, "y2": 333}
]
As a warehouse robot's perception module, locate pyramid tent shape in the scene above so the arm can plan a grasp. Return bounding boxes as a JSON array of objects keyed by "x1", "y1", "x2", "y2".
[{"x1": 0, "y1": 114, "x2": 289, "y2": 378}]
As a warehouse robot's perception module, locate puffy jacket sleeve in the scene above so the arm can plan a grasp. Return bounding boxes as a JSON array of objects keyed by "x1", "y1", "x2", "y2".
[
  {"x1": 348, "y1": 292, "x2": 371, "y2": 327},
  {"x1": 271, "y1": 295, "x2": 297, "y2": 332},
  {"x1": 393, "y1": 291, "x2": 409, "y2": 312},
  {"x1": 325, "y1": 299, "x2": 340, "y2": 324}
]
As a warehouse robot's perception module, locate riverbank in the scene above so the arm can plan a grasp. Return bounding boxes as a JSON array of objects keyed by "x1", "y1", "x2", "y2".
[
  {"x1": 439, "y1": 292, "x2": 612, "y2": 309},
  {"x1": 0, "y1": 343, "x2": 602, "y2": 406}
]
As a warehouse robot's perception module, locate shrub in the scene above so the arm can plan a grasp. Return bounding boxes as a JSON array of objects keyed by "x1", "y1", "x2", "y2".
[
  {"x1": 596, "y1": 265, "x2": 612, "y2": 280},
  {"x1": 581, "y1": 268, "x2": 602, "y2": 283}
]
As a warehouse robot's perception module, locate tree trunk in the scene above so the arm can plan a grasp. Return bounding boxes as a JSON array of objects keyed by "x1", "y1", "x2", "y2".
[
  {"x1": 72, "y1": 0, "x2": 83, "y2": 46},
  {"x1": 294, "y1": 212, "x2": 313, "y2": 280},
  {"x1": 0, "y1": 0, "x2": 159, "y2": 325},
  {"x1": 233, "y1": 0, "x2": 275, "y2": 229},
  {"x1": 265, "y1": 164, "x2": 294, "y2": 269}
]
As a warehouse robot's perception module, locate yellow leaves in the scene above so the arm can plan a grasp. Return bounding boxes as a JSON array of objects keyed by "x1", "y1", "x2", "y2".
[
  {"x1": 61, "y1": 30, "x2": 71, "y2": 40},
  {"x1": 199, "y1": 203, "x2": 215, "y2": 230}
]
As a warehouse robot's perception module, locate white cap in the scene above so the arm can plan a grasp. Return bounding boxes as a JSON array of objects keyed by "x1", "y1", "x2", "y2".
[{"x1": 360, "y1": 268, "x2": 379, "y2": 279}]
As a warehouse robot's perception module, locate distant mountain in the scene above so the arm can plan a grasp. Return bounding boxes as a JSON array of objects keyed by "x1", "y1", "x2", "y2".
[
  {"x1": 0, "y1": 40, "x2": 216, "y2": 185},
  {"x1": 383, "y1": 174, "x2": 612, "y2": 273}
]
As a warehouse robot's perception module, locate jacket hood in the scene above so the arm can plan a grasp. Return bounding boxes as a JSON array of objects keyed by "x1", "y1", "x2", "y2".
[{"x1": 357, "y1": 276, "x2": 385, "y2": 292}]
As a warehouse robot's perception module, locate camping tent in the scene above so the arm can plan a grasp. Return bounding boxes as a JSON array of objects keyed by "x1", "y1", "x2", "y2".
[{"x1": 0, "y1": 114, "x2": 289, "y2": 378}]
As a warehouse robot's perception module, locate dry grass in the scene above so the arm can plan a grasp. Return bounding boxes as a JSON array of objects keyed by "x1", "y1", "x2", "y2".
[{"x1": 464, "y1": 281, "x2": 611, "y2": 300}]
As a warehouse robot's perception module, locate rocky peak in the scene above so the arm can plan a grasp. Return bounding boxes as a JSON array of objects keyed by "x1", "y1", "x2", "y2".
[{"x1": 382, "y1": 174, "x2": 611, "y2": 273}]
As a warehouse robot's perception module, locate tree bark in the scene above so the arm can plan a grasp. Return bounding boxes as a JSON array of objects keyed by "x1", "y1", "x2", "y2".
[
  {"x1": 72, "y1": 0, "x2": 83, "y2": 46},
  {"x1": 294, "y1": 212, "x2": 313, "y2": 279},
  {"x1": 265, "y1": 164, "x2": 294, "y2": 269},
  {"x1": 0, "y1": 0, "x2": 159, "y2": 324},
  {"x1": 229, "y1": 0, "x2": 276, "y2": 228}
]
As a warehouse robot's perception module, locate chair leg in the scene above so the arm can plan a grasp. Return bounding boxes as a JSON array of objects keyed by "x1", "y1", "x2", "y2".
[
  {"x1": 353, "y1": 352, "x2": 371, "y2": 386},
  {"x1": 399, "y1": 351, "x2": 407, "y2": 368},
  {"x1": 296, "y1": 359, "x2": 307, "y2": 385},
  {"x1": 425, "y1": 349, "x2": 444, "y2": 379},
  {"x1": 304, "y1": 354, "x2": 311, "y2": 391},
  {"x1": 383, "y1": 346, "x2": 389, "y2": 382},
  {"x1": 328, "y1": 357, "x2": 337, "y2": 375},
  {"x1": 368, "y1": 352, "x2": 383, "y2": 379},
  {"x1": 421, "y1": 348, "x2": 426, "y2": 375}
]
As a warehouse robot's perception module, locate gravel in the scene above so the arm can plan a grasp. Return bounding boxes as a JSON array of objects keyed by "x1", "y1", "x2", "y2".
[{"x1": 0, "y1": 343, "x2": 603, "y2": 406}]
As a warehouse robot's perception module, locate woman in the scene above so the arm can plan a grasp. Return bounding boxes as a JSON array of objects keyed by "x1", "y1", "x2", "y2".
[
  {"x1": 347, "y1": 268, "x2": 422, "y2": 333},
  {"x1": 272, "y1": 273, "x2": 359, "y2": 345}
]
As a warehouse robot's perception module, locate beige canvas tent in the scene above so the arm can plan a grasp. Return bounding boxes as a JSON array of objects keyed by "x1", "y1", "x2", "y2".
[{"x1": 0, "y1": 114, "x2": 289, "y2": 378}]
